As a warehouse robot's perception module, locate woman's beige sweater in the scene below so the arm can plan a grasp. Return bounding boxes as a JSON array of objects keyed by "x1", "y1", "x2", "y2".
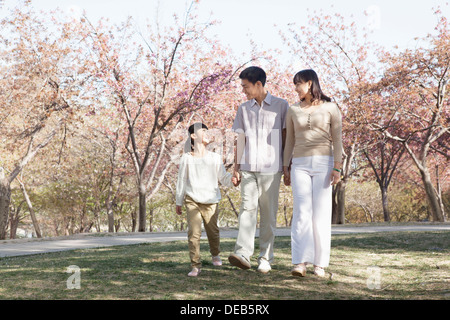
[{"x1": 283, "y1": 102, "x2": 343, "y2": 166}]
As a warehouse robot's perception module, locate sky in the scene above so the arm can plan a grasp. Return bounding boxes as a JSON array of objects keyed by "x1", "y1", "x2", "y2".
[{"x1": 1, "y1": 0, "x2": 448, "y2": 70}]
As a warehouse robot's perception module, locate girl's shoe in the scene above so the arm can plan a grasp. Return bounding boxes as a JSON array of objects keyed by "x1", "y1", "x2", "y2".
[
  {"x1": 188, "y1": 267, "x2": 201, "y2": 277},
  {"x1": 291, "y1": 263, "x2": 306, "y2": 277},
  {"x1": 212, "y1": 255, "x2": 222, "y2": 266},
  {"x1": 314, "y1": 266, "x2": 326, "y2": 277}
]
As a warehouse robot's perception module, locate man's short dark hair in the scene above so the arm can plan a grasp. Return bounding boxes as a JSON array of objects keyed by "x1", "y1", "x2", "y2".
[{"x1": 239, "y1": 66, "x2": 266, "y2": 86}]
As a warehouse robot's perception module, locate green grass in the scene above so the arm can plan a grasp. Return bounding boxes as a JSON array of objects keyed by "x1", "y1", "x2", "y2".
[{"x1": 0, "y1": 231, "x2": 449, "y2": 300}]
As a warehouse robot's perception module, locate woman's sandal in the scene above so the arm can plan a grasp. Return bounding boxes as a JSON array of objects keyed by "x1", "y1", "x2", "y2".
[
  {"x1": 291, "y1": 263, "x2": 307, "y2": 277},
  {"x1": 314, "y1": 266, "x2": 326, "y2": 277}
]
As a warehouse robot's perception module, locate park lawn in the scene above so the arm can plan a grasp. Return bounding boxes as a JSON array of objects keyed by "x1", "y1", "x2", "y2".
[{"x1": 0, "y1": 231, "x2": 448, "y2": 300}]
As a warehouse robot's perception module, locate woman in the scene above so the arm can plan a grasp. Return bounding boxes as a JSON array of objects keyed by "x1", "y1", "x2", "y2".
[{"x1": 283, "y1": 69, "x2": 343, "y2": 277}]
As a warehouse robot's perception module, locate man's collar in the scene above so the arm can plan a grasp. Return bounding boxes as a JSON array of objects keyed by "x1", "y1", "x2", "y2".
[{"x1": 251, "y1": 91, "x2": 272, "y2": 107}]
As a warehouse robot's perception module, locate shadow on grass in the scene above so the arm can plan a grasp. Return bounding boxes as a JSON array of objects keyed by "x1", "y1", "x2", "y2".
[
  {"x1": 0, "y1": 231, "x2": 448, "y2": 300},
  {"x1": 330, "y1": 231, "x2": 450, "y2": 253}
]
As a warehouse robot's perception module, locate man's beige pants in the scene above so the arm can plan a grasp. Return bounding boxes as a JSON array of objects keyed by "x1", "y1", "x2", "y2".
[
  {"x1": 234, "y1": 171, "x2": 282, "y2": 264},
  {"x1": 185, "y1": 196, "x2": 220, "y2": 268}
]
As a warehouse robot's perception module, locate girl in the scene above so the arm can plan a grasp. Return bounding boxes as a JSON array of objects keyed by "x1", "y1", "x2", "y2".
[
  {"x1": 176, "y1": 122, "x2": 233, "y2": 277},
  {"x1": 283, "y1": 70, "x2": 343, "y2": 277}
]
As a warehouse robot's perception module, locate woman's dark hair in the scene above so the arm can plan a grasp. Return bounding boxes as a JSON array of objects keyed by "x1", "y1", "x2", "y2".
[
  {"x1": 239, "y1": 66, "x2": 266, "y2": 86},
  {"x1": 293, "y1": 69, "x2": 331, "y2": 103},
  {"x1": 188, "y1": 122, "x2": 208, "y2": 150}
]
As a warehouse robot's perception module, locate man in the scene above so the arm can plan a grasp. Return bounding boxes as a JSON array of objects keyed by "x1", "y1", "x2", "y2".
[{"x1": 229, "y1": 66, "x2": 288, "y2": 273}]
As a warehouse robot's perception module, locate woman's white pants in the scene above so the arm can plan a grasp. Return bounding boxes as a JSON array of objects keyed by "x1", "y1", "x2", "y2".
[{"x1": 290, "y1": 156, "x2": 333, "y2": 267}]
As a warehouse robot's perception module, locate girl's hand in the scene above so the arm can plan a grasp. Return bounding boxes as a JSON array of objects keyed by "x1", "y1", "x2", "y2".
[{"x1": 176, "y1": 205, "x2": 182, "y2": 215}]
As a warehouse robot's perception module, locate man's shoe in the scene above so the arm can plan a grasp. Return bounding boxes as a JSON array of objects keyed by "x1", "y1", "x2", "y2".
[
  {"x1": 228, "y1": 253, "x2": 251, "y2": 270},
  {"x1": 257, "y1": 259, "x2": 271, "y2": 274}
]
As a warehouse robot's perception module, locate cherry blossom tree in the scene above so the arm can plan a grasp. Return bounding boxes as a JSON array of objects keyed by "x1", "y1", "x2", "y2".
[
  {"x1": 369, "y1": 9, "x2": 449, "y2": 221},
  {"x1": 0, "y1": 2, "x2": 90, "y2": 238},
  {"x1": 80, "y1": 1, "x2": 234, "y2": 231}
]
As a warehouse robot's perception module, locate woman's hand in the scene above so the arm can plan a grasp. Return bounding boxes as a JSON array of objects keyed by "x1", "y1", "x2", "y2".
[
  {"x1": 176, "y1": 205, "x2": 182, "y2": 215},
  {"x1": 331, "y1": 170, "x2": 341, "y2": 185}
]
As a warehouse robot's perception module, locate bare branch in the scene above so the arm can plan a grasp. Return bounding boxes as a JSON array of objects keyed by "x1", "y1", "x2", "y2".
[{"x1": 7, "y1": 129, "x2": 57, "y2": 184}]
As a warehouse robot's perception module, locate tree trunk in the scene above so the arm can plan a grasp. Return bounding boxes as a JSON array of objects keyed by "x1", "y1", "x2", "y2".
[
  {"x1": 332, "y1": 186, "x2": 337, "y2": 224},
  {"x1": 19, "y1": 181, "x2": 42, "y2": 238},
  {"x1": 0, "y1": 132, "x2": 56, "y2": 239},
  {"x1": 283, "y1": 204, "x2": 289, "y2": 227},
  {"x1": 115, "y1": 218, "x2": 121, "y2": 232},
  {"x1": 420, "y1": 168, "x2": 445, "y2": 222},
  {"x1": 106, "y1": 202, "x2": 115, "y2": 233},
  {"x1": 333, "y1": 181, "x2": 346, "y2": 224},
  {"x1": 138, "y1": 186, "x2": 146, "y2": 232},
  {"x1": 149, "y1": 208, "x2": 153, "y2": 232},
  {"x1": 0, "y1": 177, "x2": 11, "y2": 240},
  {"x1": 9, "y1": 210, "x2": 19, "y2": 239},
  {"x1": 336, "y1": 182, "x2": 346, "y2": 224},
  {"x1": 380, "y1": 186, "x2": 390, "y2": 222},
  {"x1": 435, "y1": 164, "x2": 446, "y2": 221},
  {"x1": 332, "y1": 143, "x2": 355, "y2": 225},
  {"x1": 131, "y1": 206, "x2": 137, "y2": 232}
]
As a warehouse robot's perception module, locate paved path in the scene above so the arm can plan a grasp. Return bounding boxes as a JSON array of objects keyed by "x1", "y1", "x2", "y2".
[{"x1": 0, "y1": 224, "x2": 449, "y2": 258}]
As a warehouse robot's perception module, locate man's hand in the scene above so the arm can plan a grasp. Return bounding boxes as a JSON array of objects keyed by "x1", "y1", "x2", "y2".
[{"x1": 176, "y1": 205, "x2": 182, "y2": 215}]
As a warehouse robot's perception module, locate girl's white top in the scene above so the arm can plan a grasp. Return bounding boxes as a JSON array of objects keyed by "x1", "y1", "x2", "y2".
[{"x1": 176, "y1": 151, "x2": 233, "y2": 206}]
